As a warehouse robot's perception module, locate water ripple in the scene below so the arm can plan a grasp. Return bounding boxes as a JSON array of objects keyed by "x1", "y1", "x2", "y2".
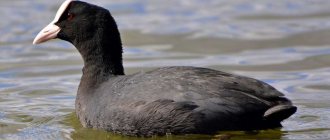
[{"x1": 1, "y1": 0, "x2": 330, "y2": 139}]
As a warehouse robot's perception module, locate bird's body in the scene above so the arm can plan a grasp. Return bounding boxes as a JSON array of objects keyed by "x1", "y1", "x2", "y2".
[
  {"x1": 77, "y1": 66, "x2": 294, "y2": 136},
  {"x1": 33, "y1": 0, "x2": 296, "y2": 137}
]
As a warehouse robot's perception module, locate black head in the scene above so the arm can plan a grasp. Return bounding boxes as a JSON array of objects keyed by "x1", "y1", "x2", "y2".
[
  {"x1": 56, "y1": 1, "x2": 103, "y2": 43},
  {"x1": 56, "y1": 1, "x2": 118, "y2": 44},
  {"x1": 34, "y1": 0, "x2": 121, "y2": 46},
  {"x1": 33, "y1": 0, "x2": 124, "y2": 76}
]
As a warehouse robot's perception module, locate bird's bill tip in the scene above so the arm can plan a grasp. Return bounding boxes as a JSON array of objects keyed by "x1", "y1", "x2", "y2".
[{"x1": 33, "y1": 23, "x2": 60, "y2": 45}]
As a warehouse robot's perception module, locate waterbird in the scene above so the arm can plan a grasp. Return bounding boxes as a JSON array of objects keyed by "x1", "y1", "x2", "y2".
[{"x1": 33, "y1": 0, "x2": 297, "y2": 137}]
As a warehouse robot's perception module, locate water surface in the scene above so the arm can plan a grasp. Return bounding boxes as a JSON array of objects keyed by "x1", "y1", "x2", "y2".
[{"x1": 1, "y1": 0, "x2": 330, "y2": 139}]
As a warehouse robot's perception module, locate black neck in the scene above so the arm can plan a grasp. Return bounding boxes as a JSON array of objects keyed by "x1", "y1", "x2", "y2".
[{"x1": 74, "y1": 26, "x2": 124, "y2": 88}]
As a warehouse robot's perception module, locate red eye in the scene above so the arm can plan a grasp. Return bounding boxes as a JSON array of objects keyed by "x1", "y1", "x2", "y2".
[{"x1": 68, "y1": 13, "x2": 74, "y2": 21}]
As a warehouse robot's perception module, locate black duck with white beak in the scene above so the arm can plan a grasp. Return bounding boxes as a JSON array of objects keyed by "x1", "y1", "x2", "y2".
[{"x1": 33, "y1": 0, "x2": 297, "y2": 137}]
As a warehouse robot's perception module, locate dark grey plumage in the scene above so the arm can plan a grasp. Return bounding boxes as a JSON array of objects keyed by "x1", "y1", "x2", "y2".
[
  {"x1": 34, "y1": 1, "x2": 297, "y2": 137},
  {"x1": 76, "y1": 66, "x2": 296, "y2": 136}
]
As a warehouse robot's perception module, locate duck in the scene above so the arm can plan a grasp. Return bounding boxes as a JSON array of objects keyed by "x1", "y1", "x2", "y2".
[{"x1": 33, "y1": 0, "x2": 297, "y2": 137}]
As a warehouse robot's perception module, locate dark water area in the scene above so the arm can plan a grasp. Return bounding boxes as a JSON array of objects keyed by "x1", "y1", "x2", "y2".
[{"x1": 1, "y1": 0, "x2": 330, "y2": 139}]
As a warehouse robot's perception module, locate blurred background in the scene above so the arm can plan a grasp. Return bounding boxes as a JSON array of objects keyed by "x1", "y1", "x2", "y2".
[{"x1": 1, "y1": 0, "x2": 330, "y2": 139}]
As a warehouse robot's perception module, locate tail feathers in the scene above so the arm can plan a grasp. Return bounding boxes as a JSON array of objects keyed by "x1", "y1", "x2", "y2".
[{"x1": 264, "y1": 105, "x2": 297, "y2": 122}]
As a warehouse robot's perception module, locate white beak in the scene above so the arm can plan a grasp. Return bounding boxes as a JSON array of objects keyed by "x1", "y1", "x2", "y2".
[
  {"x1": 33, "y1": 24, "x2": 61, "y2": 44},
  {"x1": 33, "y1": 0, "x2": 73, "y2": 45}
]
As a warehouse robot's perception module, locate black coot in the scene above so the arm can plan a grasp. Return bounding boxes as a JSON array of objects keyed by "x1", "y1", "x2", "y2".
[{"x1": 33, "y1": 0, "x2": 297, "y2": 136}]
